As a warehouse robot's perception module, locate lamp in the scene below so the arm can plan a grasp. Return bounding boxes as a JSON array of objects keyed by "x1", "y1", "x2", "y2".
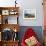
[{"x1": 15, "y1": 0, "x2": 17, "y2": 7}]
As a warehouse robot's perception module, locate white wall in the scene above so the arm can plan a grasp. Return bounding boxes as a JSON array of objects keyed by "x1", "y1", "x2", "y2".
[
  {"x1": 0, "y1": 0, "x2": 44, "y2": 26},
  {"x1": 18, "y1": 0, "x2": 44, "y2": 26}
]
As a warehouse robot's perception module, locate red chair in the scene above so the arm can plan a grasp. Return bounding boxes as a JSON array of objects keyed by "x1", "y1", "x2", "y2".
[{"x1": 21, "y1": 28, "x2": 41, "y2": 46}]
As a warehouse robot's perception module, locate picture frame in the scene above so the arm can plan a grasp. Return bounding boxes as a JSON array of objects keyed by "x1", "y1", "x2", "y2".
[
  {"x1": 23, "y1": 9, "x2": 36, "y2": 19},
  {"x1": 2, "y1": 10, "x2": 9, "y2": 15}
]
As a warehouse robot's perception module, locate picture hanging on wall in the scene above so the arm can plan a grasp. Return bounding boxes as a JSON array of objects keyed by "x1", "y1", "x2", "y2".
[{"x1": 23, "y1": 9, "x2": 36, "y2": 19}]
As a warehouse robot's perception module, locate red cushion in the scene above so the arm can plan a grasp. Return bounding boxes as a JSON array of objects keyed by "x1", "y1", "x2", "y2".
[{"x1": 21, "y1": 28, "x2": 41, "y2": 46}]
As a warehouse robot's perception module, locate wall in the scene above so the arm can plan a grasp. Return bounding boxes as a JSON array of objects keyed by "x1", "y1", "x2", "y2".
[
  {"x1": 18, "y1": 0, "x2": 44, "y2": 26},
  {"x1": 0, "y1": 0, "x2": 44, "y2": 26}
]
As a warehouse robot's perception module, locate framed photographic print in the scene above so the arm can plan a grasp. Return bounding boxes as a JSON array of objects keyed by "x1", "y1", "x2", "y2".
[
  {"x1": 2, "y1": 10, "x2": 9, "y2": 15},
  {"x1": 23, "y1": 9, "x2": 36, "y2": 19}
]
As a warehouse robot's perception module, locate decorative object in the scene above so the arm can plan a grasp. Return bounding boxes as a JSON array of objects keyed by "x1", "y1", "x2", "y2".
[
  {"x1": 23, "y1": 9, "x2": 36, "y2": 19},
  {"x1": 14, "y1": 28, "x2": 17, "y2": 32},
  {"x1": 2, "y1": 10, "x2": 9, "y2": 15},
  {"x1": 9, "y1": 10, "x2": 18, "y2": 15}
]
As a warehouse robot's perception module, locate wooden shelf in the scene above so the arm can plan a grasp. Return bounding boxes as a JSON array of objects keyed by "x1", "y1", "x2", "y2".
[
  {"x1": 2, "y1": 40, "x2": 19, "y2": 42},
  {"x1": 0, "y1": 7, "x2": 19, "y2": 10},
  {"x1": 0, "y1": 7, "x2": 19, "y2": 16},
  {"x1": 0, "y1": 24, "x2": 20, "y2": 32},
  {"x1": 0, "y1": 7, "x2": 19, "y2": 46},
  {"x1": 1, "y1": 40, "x2": 19, "y2": 46}
]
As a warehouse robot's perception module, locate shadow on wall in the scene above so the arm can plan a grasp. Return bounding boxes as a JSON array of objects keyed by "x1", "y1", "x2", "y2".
[{"x1": 18, "y1": 26, "x2": 43, "y2": 44}]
